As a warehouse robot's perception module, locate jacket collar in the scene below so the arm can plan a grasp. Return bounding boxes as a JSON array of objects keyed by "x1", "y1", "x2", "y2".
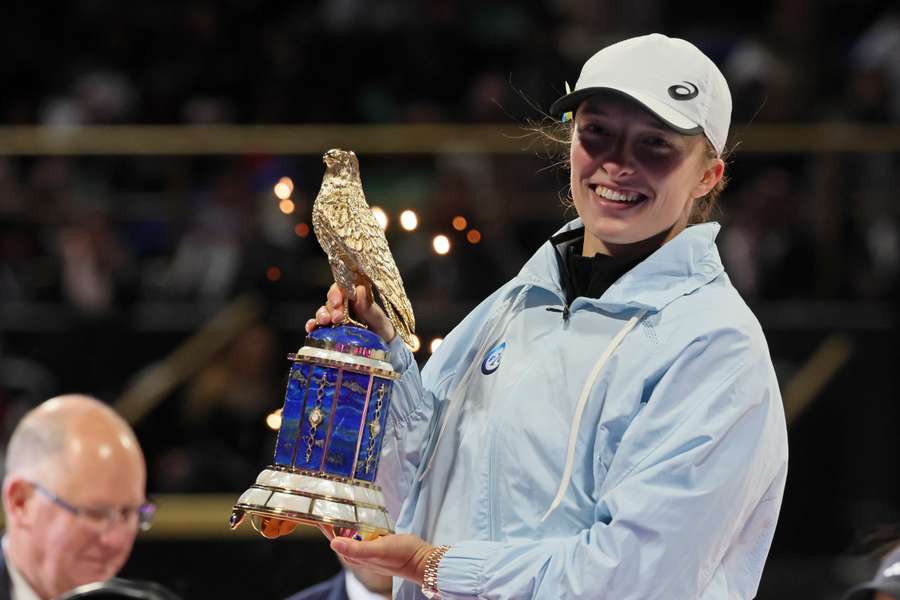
[{"x1": 516, "y1": 218, "x2": 724, "y2": 312}]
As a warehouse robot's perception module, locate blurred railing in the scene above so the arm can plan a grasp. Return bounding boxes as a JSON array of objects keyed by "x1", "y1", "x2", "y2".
[{"x1": 1, "y1": 123, "x2": 900, "y2": 154}]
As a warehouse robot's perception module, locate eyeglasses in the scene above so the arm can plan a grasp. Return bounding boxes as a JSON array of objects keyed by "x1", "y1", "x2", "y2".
[{"x1": 28, "y1": 481, "x2": 156, "y2": 533}]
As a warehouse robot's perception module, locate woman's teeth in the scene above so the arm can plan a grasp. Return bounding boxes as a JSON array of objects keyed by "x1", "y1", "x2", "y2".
[{"x1": 596, "y1": 185, "x2": 643, "y2": 203}]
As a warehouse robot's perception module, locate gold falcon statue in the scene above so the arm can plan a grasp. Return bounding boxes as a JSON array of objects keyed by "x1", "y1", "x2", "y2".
[{"x1": 312, "y1": 149, "x2": 415, "y2": 346}]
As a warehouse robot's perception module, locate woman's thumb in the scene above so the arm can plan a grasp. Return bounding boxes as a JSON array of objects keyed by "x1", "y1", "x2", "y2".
[
  {"x1": 350, "y1": 285, "x2": 394, "y2": 341},
  {"x1": 351, "y1": 284, "x2": 372, "y2": 313}
]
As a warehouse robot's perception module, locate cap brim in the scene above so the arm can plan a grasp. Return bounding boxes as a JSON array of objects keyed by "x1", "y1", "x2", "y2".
[{"x1": 550, "y1": 87, "x2": 704, "y2": 136}]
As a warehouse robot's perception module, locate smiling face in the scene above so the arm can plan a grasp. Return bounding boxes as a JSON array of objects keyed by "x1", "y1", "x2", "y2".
[{"x1": 569, "y1": 93, "x2": 724, "y2": 257}]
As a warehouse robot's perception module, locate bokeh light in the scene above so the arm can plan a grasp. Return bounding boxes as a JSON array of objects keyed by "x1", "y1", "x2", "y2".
[
  {"x1": 372, "y1": 206, "x2": 389, "y2": 230},
  {"x1": 408, "y1": 334, "x2": 421, "y2": 352},
  {"x1": 294, "y1": 222, "x2": 310, "y2": 238},
  {"x1": 279, "y1": 199, "x2": 295, "y2": 214},
  {"x1": 400, "y1": 210, "x2": 418, "y2": 231},
  {"x1": 274, "y1": 177, "x2": 293, "y2": 200},
  {"x1": 266, "y1": 266, "x2": 282, "y2": 281},
  {"x1": 429, "y1": 337, "x2": 444, "y2": 353},
  {"x1": 266, "y1": 409, "x2": 283, "y2": 430},
  {"x1": 433, "y1": 234, "x2": 451, "y2": 255},
  {"x1": 452, "y1": 216, "x2": 467, "y2": 231},
  {"x1": 466, "y1": 229, "x2": 482, "y2": 244}
]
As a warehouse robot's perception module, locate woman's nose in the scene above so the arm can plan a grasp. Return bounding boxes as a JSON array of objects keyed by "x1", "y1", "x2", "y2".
[
  {"x1": 601, "y1": 157, "x2": 635, "y2": 180},
  {"x1": 599, "y1": 140, "x2": 635, "y2": 180}
]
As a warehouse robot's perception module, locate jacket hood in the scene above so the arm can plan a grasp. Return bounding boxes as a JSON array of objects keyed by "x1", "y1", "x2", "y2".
[{"x1": 516, "y1": 218, "x2": 724, "y2": 312}]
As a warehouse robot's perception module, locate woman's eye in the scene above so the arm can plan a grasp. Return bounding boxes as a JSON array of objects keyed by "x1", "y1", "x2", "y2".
[
  {"x1": 580, "y1": 123, "x2": 609, "y2": 136},
  {"x1": 643, "y1": 136, "x2": 672, "y2": 148}
]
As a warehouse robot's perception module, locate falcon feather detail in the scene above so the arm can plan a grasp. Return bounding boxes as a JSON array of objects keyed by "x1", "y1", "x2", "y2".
[{"x1": 312, "y1": 149, "x2": 416, "y2": 347}]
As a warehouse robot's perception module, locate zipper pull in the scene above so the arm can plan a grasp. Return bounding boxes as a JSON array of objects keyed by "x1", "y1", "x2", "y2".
[{"x1": 546, "y1": 305, "x2": 571, "y2": 321}]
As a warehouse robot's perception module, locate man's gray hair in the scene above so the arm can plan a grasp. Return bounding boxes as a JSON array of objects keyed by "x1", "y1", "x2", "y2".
[{"x1": 4, "y1": 415, "x2": 67, "y2": 479}]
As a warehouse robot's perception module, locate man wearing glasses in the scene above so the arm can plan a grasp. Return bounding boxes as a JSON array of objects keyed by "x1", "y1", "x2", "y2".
[{"x1": 1, "y1": 395, "x2": 153, "y2": 600}]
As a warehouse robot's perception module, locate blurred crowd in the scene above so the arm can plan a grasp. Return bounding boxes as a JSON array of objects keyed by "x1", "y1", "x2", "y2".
[
  {"x1": 3, "y1": 1, "x2": 900, "y2": 126},
  {"x1": 0, "y1": 0, "x2": 899, "y2": 503}
]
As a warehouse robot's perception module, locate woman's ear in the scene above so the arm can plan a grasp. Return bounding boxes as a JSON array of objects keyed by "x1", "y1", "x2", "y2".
[{"x1": 692, "y1": 157, "x2": 725, "y2": 199}]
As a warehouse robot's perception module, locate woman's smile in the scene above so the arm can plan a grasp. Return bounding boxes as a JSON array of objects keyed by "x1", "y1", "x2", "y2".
[{"x1": 591, "y1": 184, "x2": 649, "y2": 209}]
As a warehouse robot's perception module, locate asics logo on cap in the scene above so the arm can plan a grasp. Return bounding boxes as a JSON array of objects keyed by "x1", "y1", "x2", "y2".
[{"x1": 668, "y1": 81, "x2": 699, "y2": 100}]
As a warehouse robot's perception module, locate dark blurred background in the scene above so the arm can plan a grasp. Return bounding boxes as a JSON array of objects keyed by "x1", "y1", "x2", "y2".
[{"x1": 1, "y1": 0, "x2": 899, "y2": 598}]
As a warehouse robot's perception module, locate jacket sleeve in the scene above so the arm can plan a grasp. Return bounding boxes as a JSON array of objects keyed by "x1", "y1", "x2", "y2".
[
  {"x1": 434, "y1": 327, "x2": 789, "y2": 600},
  {"x1": 377, "y1": 288, "x2": 509, "y2": 518},
  {"x1": 375, "y1": 335, "x2": 444, "y2": 519}
]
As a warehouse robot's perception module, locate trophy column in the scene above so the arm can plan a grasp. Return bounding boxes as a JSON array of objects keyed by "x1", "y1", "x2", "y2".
[{"x1": 230, "y1": 324, "x2": 397, "y2": 540}]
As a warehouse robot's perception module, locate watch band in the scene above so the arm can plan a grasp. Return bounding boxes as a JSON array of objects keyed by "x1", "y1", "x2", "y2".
[{"x1": 421, "y1": 544, "x2": 451, "y2": 599}]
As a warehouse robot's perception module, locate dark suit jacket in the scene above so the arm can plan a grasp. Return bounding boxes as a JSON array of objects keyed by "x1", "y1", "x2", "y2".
[
  {"x1": 0, "y1": 549, "x2": 12, "y2": 600},
  {"x1": 284, "y1": 572, "x2": 348, "y2": 600}
]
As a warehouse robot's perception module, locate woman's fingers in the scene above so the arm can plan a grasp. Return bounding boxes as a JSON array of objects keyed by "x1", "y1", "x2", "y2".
[
  {"x1": 327, "y1": 283, "x2": 343, "y2": 308},
  {"x1": 308, "y1": 282, "x2": 396, "y2": 342},
  {"x1": 330, "y1": 534, "x2": 434, "y2": 584},
  {"x1": 331, "y1": 536, "x2": 390, "y2": 561},
  {"x1": 308, "y1": 286, "x2": 347, "y2": 332},
  {"x1": 348, "y1": 284, "x2": 396, "y2": 342}
]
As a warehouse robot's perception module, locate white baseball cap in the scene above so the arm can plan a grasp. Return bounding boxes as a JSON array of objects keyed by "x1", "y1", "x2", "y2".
[{"x1": 550, "y1": 33, "x2": 732, "y2": 155}]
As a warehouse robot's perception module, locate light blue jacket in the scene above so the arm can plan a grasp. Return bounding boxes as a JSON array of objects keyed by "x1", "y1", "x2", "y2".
[{"x1": 378, "y1": 221, "x2": 788, "y2": 600}]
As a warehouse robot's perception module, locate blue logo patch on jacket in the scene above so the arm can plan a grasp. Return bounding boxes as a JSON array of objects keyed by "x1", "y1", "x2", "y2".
[{"x1": 481, "y1": 342, "x2": 506, "y2": 374}]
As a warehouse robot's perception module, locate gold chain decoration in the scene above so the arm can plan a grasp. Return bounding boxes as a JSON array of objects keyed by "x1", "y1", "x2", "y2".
[
  {"x1": 363, "y1": 383, "x2": 386, "y2": 474},
  {"x1": 305, "y1": 372, "x2": 329, "y2": 463}
]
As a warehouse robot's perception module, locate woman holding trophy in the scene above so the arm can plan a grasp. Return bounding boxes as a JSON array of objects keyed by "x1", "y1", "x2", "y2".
[{"x1": 307, "y1": 34, "x2": 788, "y2": 600}]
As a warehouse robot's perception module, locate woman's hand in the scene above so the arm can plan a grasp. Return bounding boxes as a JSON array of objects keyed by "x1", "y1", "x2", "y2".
[
  {"x1": 305, "y1": 283, "x2": 396, "y2": 342},
  {"x1": 330, "y1": 533, "x2": 436, "y2": 585}
]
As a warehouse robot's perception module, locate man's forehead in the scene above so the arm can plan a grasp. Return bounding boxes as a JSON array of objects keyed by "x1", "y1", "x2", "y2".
[
  {"x1": 64, "y1": 424, "x2": 138, "y2": 453},
  {"x1": 60, "y1": 432, "x2": 144, "y2": 472},
  {"x1": 51, "y1": 453, "x2": 146, "y2": 504},
  {"x1": 49, "y1": 427, "x2": 145, "y2": 491}
]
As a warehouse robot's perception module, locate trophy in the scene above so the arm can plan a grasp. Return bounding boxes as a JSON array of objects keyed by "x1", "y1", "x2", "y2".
[{"x1": 230, "y1": 149, "x2": 415, "y2": 540}]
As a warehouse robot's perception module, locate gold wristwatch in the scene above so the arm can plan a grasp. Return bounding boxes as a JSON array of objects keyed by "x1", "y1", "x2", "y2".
[{"x1": 421, "y1": 544, "x2": 451, "y2": 599}]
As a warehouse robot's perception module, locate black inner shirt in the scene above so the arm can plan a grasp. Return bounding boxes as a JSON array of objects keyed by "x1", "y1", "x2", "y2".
[{"x1": 564, "y1": 239, "x2": 651, "y2": 303}]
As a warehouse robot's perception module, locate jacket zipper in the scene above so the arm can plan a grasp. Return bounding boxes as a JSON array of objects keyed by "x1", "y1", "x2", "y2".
[{"x1": 545, "y1": 305, "x2": 571, "y2": 321}]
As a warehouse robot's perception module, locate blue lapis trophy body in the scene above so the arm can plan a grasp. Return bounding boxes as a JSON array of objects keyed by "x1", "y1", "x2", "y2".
[{"x1": 230, "y1": 325, "x2": 398, "y2": 539}]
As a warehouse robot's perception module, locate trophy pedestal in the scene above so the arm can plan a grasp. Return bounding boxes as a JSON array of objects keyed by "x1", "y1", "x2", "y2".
[{"x1": 230, "y1": 466, "x2": 392, "y2": 539}]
